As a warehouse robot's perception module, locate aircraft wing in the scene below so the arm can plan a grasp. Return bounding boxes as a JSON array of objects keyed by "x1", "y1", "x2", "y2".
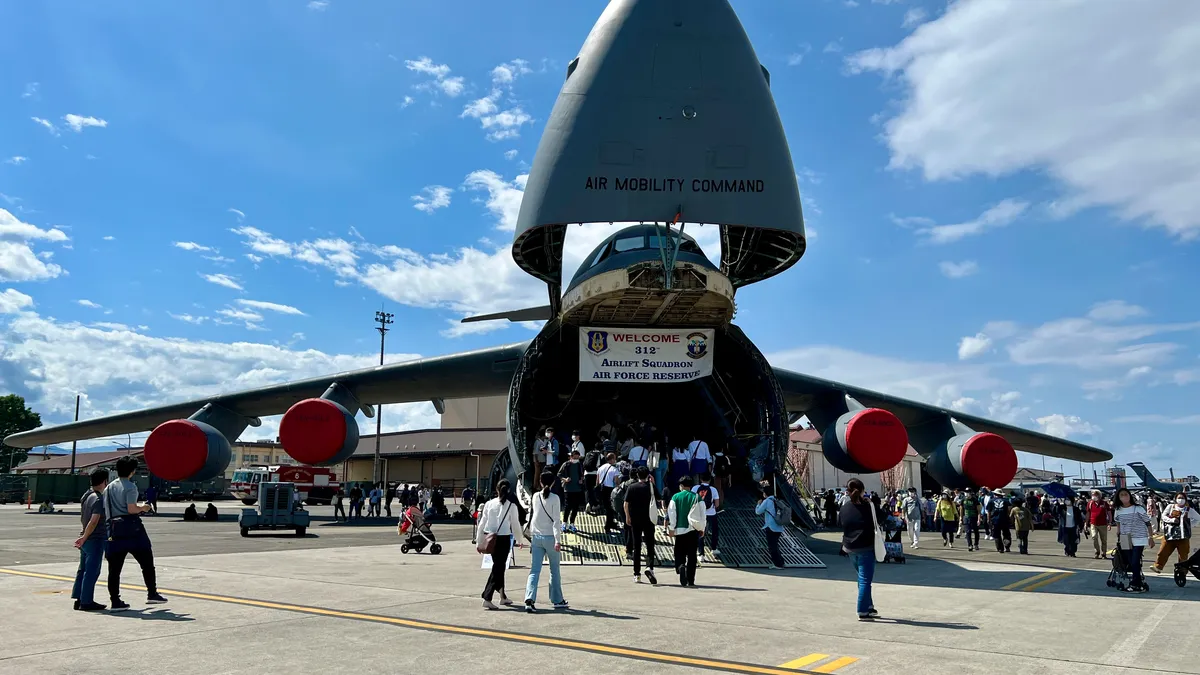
[
  {"x1": 773, "y1": 367, "x2": 1113, "y2": 463},
  {"x1": 3, "y1": 342, "x2": 529, "y2": 448}
]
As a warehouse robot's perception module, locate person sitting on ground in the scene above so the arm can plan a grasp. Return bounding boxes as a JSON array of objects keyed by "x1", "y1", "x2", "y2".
[
  {"x1": 183, "y1": 503, "x2": 198, "y2": 521},
  {"x1": 204, "y1": 503, "x2": 218, "y2": 521}
]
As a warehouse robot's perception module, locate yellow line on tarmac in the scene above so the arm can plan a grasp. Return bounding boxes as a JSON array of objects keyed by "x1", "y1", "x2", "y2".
[
  {"x1": 1000, "y1": 570, "x2": 1058, "y2": 591},
  {"x1": 812, "y1": 657, "x2": 859, "y2": 673},
  {"x1": 780, "y1": 654, "x2": 829, "y2": 669},
  {"x1": 0, "y1": 568, "x2": 821, "y2": 675},
  {"x1": 1019, "y1": 571, "x2": 1074, "y2": 592}
]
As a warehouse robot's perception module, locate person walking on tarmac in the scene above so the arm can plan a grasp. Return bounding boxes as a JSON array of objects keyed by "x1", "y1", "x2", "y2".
[
  {"x1": 479, "y1": 479, "x2": 527, "y2": 610},
  {"x1": 988, "y1": 493, "x2": 1012, "y2": 553},
  {"x1": 524, "y1": 471, "x2": 568, "y2": 613},
  {"x1": 1010, "y1": 498, "x2": 1033, "y2": 554},
  {"x1": 755, "y1": 482, "x2": 787, "y2": 569},
  {"x1": 839, "y1": 478, "x2": 882, "y2": 621},
  {"x1": 1087, "y1": 490, "x2": 1111, "y2": 560},
  {"x1": 1153, "y1": 492, "x2": 1199, "y2": 574},
  {"x1": 900, "y1": 487, "x2": 922, "y2": 549},
  {"x1": 104, "y1": 456, "x2": 168, "y2": 611},
  {"x1": 959, "y1": 488, "x2": 982, "y2": 551},
  {"x1": 667, "y1": 475, "x2": 706, "y2": 587},
  {"x1": 72, "y1": 469, "x2": 109, "y2": 612},
  {"x1": 597, "y1": 453, "x2": 621, "y2": 532},
  {"x1": 692, "y1": 473, "x2": 721, "y2": 558},
  {"x1": 935, "y1": 492, "x2": 958, "y2": 548},
  {"x1": 687, "y1": 434, "x2": 711, "y2": 480},
  {"x1": 624, "y1": 466, "x2": 659, "y2": 585}
]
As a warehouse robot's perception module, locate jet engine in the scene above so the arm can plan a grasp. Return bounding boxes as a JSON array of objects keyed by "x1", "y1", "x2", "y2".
[
  {"x1": 278, "y1": 383, "x2": 362, "y2": 466},
  {"x1": 925, "y1": 432, "x2": 1018, "y2": 490},
  {"x1": 821, "y1": 408, "x2": 909, "y2": 474},
  {"x1": 143, "y1": 419, "x2": 234, "y2": 482}
]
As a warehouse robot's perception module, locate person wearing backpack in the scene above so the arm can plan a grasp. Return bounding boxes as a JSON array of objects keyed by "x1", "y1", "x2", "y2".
[
  {"x1": 755, "y1": 481, "x2": 787, "y2": 569},
  {"x1": 691, "y1": 472, "x2": 721, "y2": 557},
  {"x1": 582, "y1": 442, "x2": 602, "y2": 512},
  {"x1": 667, "y1": 475, "x2": 706, "y2": 587},
  {"x1": 611, "y1": 466, "x2": 634, "y2": 557}
]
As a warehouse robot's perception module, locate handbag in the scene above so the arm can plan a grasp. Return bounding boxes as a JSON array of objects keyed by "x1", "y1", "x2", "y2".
[
  {"x1": 476, "y1": 502, "x2": 512, "y2": 554},
  {"x1": 868, "y1": 503, "x2": 886, "y2": 563},
  {"x1": 522, "y1": 494, "x2": 541, "y2": 541}
]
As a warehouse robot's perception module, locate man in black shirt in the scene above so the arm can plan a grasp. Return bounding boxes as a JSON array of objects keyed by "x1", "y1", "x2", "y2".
[
  {"x1": 557, "y1": 449, "x2": 586, "y2": 532},
  {"x1": 624, "y1": 466, "x2": 658, "y2": 585}
]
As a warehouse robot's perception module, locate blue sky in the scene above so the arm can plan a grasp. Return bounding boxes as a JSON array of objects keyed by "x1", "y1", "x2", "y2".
[{"x1": 2, "y1": 0, "x2": 1198, "y2": 480}]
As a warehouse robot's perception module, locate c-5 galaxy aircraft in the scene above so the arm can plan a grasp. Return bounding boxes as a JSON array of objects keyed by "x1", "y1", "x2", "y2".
[
  {"x1": 4, "y1": 0, "x2": 1111, "y2": 512},
  {"x1": 1128, "y1": 463, "x2": 1196, "y2": 493}
]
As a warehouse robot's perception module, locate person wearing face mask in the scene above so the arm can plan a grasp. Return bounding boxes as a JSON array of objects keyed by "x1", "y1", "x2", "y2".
[
  {"x1": 711, "y1": 445, "x2": 732, "y2": 497},
  {"x1": 1113, "y1": 488, "x2": 1153, "y2": 593},
  {"x1": 537, "y1": 427, "x2": 561, "y2": 471},
  {"x1": 1153, "y1": 492, "x2": 1199, "y2": 574},
  {"x1": 1087, "y1": 490, "x2": 1111, "y2": 560}
]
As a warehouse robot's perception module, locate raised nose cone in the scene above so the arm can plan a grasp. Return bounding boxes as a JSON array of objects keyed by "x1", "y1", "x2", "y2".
[{"x1": 514, "y1": 0, "x2": 806, "y2": 290}]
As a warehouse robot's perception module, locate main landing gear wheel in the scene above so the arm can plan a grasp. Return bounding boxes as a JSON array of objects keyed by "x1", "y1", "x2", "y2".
[
  {"x1": 430, "y1": 543, "x2": 443, "y2": 555},
  {"x1": 295, "y1": 527, "x2": 306, "y2": 537},
  {"x1": 240, "y1": 527, "x2": 249, "y2": 537},
  {"x1": 401, "y1": 544, "x2": 411, "y2": 554}
]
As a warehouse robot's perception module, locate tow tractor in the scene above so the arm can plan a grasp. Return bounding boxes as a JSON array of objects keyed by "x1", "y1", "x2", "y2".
[
  {"x1": 231, "y1": 465, "x2": 339, "y2": 506},
  {"x1": 238, "y1": 481, "x2": 310, "y2": 537}
]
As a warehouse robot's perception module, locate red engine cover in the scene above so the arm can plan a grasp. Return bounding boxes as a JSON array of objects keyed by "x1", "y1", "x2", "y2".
[
  {"x1": 279, "y1": 398, "x2": 357, "y2": 466},
  {"x1": 960, "y1": 432, "x2": 1018, "y2": 489},
  {"x1": 144, "y1": 420, "x2": 211, "y2": 481},
  {"x1": 843, "y1": 408, "x2": 910, "y2": 472}
]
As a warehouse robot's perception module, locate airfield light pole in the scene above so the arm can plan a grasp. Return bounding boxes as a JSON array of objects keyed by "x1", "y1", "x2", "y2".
[
  {"x1": 373, "y1": 310, "x2": 394, "y2": 485},
  {"x1": 69, "y1": 394, "x2": 80, "y2": 474}
]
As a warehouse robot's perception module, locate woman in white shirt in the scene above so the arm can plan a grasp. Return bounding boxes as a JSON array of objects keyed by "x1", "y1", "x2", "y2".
[
  {"x1": 1113, "y1": 488, "x2": 1154, "y2": 593},
  {"x1": 523, "y1": 471, "x2": 568, "y2": 613},
  {"x1": 478, "y1": 479, "x2": 527, "y2": 610}
]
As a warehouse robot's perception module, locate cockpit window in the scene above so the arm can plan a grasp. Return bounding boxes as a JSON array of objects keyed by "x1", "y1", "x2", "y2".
[
  {"x1": 612, "y1": 236, "x2": 644, "y2": 253},
  {"x1": 588, "y1": 244, "x2": 608, "y2": 268},
  {"x1": 648, "y1": 235, "x2": 702, "y2": 255}
]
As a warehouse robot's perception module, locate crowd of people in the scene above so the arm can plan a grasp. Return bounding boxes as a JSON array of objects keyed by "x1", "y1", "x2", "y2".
[
  {"x1": 332, "y1": 482, "x2": 447, "y2": 522},
  {"x1": 473, "y1": 421, "x2": 791, "y2": 612},
  {"x1": 820, "y1": 481, "x2": 1197, "y2": 604}
]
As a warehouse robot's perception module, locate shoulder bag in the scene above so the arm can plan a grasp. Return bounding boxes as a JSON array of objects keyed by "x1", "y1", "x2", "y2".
[
  {"x1": 868, "y1": 503, "x2": 886, "y2": 563},
  {"x1": 477, "y1": 502, "x2": 512, "y2": 554}
]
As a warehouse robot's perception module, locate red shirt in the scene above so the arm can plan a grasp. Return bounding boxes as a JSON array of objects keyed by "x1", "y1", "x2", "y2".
[{"x1": 1087, "y1": 500, "x2": 1109, "y2": 525}]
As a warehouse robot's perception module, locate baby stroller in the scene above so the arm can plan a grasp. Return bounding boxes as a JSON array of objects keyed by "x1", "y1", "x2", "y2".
[
  {"x1": 399, "y1": 507, "x2": 442, "y2": 555},
  {"x1": 1105, "y1": 546, "x2": 1147, "y2": 592},
  {"x1": 882, "y1": 514, "x2": 906, "y2": 564},
  {"x1": 1175, "y1": 547, "x2": 1200, "y2": 588}
]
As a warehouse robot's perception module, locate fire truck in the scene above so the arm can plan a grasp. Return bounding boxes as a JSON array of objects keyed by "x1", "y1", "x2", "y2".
[{"x1": 230, "y1": 465, "x2": 339, "y2": 505}]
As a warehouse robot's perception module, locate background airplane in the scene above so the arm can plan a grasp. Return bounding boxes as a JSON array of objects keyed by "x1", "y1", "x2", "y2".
[
  {"x1": 3, "y1": 0, "x2": 1113, "y2": 516},
  {"x1": 1128, "y1": 462, "x2": 1196, "y2": 493}
]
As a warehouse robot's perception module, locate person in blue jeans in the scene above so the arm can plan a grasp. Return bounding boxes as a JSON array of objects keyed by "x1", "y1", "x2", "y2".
[
  {"x1": 837, "y1": 478, "x2": 881, "y2": 621},
  {"x1": 71, "y1": 469, "x2": 110, "y2": 611},
  {"x1": 524, "y1": 471, "x2": 568, "y2": 613},
  {"x1": 755, "y1": 482, "x2": 787, "y2": 569}
]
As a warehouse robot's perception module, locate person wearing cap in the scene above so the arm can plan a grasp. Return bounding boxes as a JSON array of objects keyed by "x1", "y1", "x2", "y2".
[
  {"x1": 988, "y1": 492, "x2": 1012, "y2": 552},
  {"x1": 1087, "y1": 490, "x2": 1111, "y2": 560},
  {"x1": 557, "y1": 447, "x2": 586, "y2": 533},
  {"x1": 1009, "y1": 498, "x2": 1033, "y2": 554}
]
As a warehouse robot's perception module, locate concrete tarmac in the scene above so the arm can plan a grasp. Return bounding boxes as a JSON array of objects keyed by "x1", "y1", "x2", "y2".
[{"x1": 1, "y1": 505, "x2": 1193, "y2": 674}]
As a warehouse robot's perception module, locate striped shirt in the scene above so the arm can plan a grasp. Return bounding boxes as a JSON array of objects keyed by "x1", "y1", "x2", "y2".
[{"x1": 1113, "y1": 505, "x2": 1151, "y2": 541}]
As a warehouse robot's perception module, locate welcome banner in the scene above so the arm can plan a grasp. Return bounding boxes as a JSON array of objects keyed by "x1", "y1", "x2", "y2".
[{"x1": 579, "y1": 327, "x2": 714, "y2": 383}]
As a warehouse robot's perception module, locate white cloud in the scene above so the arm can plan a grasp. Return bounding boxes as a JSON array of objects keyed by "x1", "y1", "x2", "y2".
[
  {"x1": 848, "y1": 1, "x2": 1200, "y2": 239},
  {"x1": 31, "y1": 117, "x2": 57, "y2": 134},
  {"x1": 0, "y1": 209, "x2": 68, "y2": 282},
  {"x1": 406, "y1": 57, "x2": 465, "y2": 97},
  {"x1": 169, "y1": 313, "x2": 208, "y2": 325},
  {"x1": 0, "y1": 308, "x2": 437, "y2": 438},
  {"x1": 102, "y1": 235, "x2": 115, "y2": 241},
  {"x1": 1036, "y1": 413, "x2": 1101, "y2": 439},
  {"x1": 62, "y1": 114, "x2": 107, "y2": 133},
  {"x1": 245, "y1": 253, "x2": 264, "y2": 264},
  {"x1": 462, "y1": 170, "x2": 528, "y2": 231},
  {"x1": 1087, "y1": 300, "x2": 1147, "y2": 322},
  {"x1": 76, "y1": 299, "x2": 102, "y2": 309},
  {"x1": 787, "y1": 44, "x2": 813, "y2": 66},
  {"x1": 957, "y1": 333, "x2": 992, "y2": 360},
  {"x1": 91, "y1": 322, "x2": 130, "y2": 331},
  {"x1": 201, "y1": 273, "x2": 244, "y2": 291},
  {"x1": 216, "y1": 307, "x2": 263, "y2": 323},
  {"x1": 307, "y1": 0, "x2": 329, "y2": 10},
  {"x1": 0, "y1": 288, "x2": 33, "y2": 313},
  {"x1": 915, "y1": 199, "x2": 1029, "y2": 244},
  {"x1": 1006, "y1": 316, "x2": 1200, "y2": 370},
  {"x1": 902, "y1": 7, "x2": 928, "y2": 27},
  {"x1": 173, "y1": 241, "x2": 214, "y2": 252},
  {"x1": 21, "y1": 82, "x2": 38, "y2": 99},
  {"x1": 504, "y1": 149, "x2": 518, "y2": 161},
  {"x1": 490, "y1": 59, "x2": 531, "y2": 84},
  {"x1": 227, "y1": 208, "x2": 245, "y2": 222},
  {"x1": 939, "y1": 260, "x2": 979, "y2": 279},
  {"x1": 412, "y1": 185, "x2": 453, "y2": 213},
  {"x1": 5, "y1": 156, "x2": 26, "y2": 165},
  {"x1": 461, "y1": 91, "x2": 533, "y2": 141},
  {"x1": 237, "y1": 299, "x2": 306, "y2": 316},
  {"x1": 823, "y1": 41, "x2": 843, "y2": 54},
  {"x1": 401, "y1": 96, "x2": 415, "y2": 109}
]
